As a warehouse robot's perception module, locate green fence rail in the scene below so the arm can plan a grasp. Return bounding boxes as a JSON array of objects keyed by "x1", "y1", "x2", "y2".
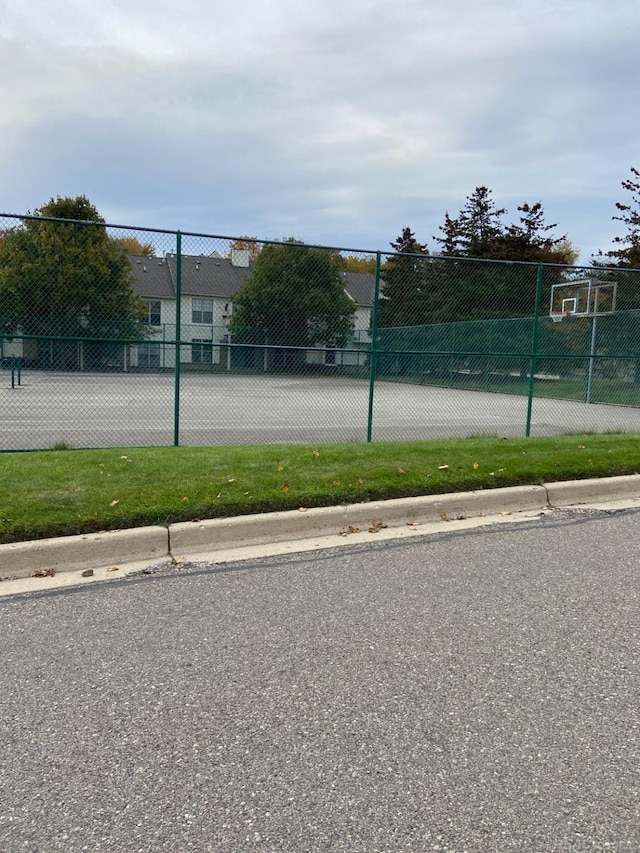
[{"x1": 1, "y1": 212, "x2": 639, "y2": 450}]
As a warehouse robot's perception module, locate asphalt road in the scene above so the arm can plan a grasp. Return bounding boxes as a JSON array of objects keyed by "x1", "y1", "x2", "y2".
[{"x1": 1, "y1": 508, "x2": 639, "y2": 852}]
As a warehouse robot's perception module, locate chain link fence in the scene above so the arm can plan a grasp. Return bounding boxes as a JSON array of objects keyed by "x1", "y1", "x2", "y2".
[{"x1": 1, "y1": 212, "x2": 639, "y2": 450}]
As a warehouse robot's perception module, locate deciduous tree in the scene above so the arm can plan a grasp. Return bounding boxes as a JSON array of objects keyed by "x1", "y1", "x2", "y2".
[
  {"x1": 230, "y1": 240, "x2": 355, "y2": 370},
  {"x1": 0, "y1": 196, "x2": 148, "y2": 366},
  {"x1": 229, "y1": 236, "x2": 262, "y2": 262},
  {"x1": 112, "y1": 235, "x2": 156, "y2": 257}
]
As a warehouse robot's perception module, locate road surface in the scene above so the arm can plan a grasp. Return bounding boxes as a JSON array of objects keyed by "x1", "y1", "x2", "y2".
[{"x1": 1, "y1": 507, "x2": 638, "y2": 851}]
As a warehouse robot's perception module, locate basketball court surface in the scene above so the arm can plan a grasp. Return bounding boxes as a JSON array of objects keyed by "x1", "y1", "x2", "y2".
[{"x1": 2, "y1": 370, "x2": 639, "y2": 450}]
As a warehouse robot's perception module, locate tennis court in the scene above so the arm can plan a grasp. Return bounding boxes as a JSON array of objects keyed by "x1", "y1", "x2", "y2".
[{"x1": 2, "y1": 370, "x2": 639, "y2": 451}]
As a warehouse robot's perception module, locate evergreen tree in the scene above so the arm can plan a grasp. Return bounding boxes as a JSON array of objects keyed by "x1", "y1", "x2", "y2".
[
  {"x1": 598, "y1": 167, "x2": 640, "y2": 268},
  {"x1": 491, "y1": 202, "x2": 576, "y2": 265},
  {"x1": 377, "y1": 227, "x2": 430, "y2": 328},
  {"x1": 434, "y1": 186, "x2": 506, "y2": 258}
]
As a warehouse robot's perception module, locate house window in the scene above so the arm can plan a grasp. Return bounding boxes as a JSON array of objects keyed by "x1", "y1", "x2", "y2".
[
  {"x1": 138, "y1": 342, "x2": 161, "y2": 368},
  {"x1": 144, "y1": 300, "x2": 161, "y2": 326},
  {"x1": 192, "y1": 298, "x2": 213, "y2": 325},
  {"x1": 192, "y1": 339, "x2": 213, "y2": 364}
]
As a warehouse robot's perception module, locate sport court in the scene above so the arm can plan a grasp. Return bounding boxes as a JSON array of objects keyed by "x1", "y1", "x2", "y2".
[{"x1": 2, "y1": 370, "x2": 639, "y2": 450}]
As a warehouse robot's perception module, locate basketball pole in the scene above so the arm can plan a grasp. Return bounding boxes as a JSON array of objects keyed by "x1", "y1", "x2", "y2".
[
  {"x1": 525, "y1": 263, "x2": 544, "y2": 437},
  {"x1": 585, "y1": 284, "x2": 604, "y2": 404}
]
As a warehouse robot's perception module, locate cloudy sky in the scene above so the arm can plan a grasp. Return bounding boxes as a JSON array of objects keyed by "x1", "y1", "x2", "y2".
[{"x1": 1, "y1": 0, "x2": 637, "y2": 261}]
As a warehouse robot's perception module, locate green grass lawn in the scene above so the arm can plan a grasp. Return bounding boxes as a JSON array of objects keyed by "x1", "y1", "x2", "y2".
[{"x1": 1, "y1": 434, "x2": 640, "y2": 544}]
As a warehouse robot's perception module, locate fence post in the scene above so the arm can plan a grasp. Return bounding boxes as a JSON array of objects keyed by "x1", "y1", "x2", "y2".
[
  {"x1": 366, "y1": 251, "x2": 382, "y2": 442},
  {"x1": 525, "y1": 263, "x2": 544, "y2": 437},
  {"x1": 585, "y1": 311, "x2": 598, "y2": 404},
  {"x1": 173, "y1": 231, "x2": 182, "y2": 447}
]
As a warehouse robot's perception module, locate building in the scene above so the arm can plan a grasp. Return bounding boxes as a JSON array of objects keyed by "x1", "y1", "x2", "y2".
[
  {"x1": 128, "y1": 250, "x2": 375, "y2": 371},
  {"x1": 0, "y1": 250, "x2": 375, "y2": 372}
]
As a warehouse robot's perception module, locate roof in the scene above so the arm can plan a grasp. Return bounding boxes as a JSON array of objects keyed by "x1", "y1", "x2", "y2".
[
  {"x1": 165, "y1": 254, "x2": 254, "y2": 298},
  {"x1": 129, "y1": 255, "x2": 174, "y2": 299},
  {"x1": 340, "y1": 271, "x2": 376, "y2": 308},
  {"x1": 128, "y1": 254, "x2": 374, "y2": 308}
]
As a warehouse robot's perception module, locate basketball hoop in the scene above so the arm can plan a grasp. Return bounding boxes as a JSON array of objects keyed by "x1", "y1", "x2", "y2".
[{"x1": 550, "y1": 311, "x2": 573, "y2": 324}]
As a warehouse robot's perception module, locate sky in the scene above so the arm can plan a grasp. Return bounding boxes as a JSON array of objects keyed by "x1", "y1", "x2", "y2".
[{"x1": 1, "y1": 0, "x2": 638, "y2": 263}]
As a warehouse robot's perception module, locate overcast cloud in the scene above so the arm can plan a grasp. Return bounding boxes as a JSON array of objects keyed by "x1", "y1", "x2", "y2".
[{"x1": 1, "y1": 0, "x2": 637, "y2": 261}]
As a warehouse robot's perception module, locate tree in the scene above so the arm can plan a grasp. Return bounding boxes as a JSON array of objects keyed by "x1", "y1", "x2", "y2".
[
  {"x1": 491, "y1": 202, "x2": 577, "y2": 265},
  {"x1": 112, "y1": 235, "x2": 155, "y2": 257},
  {"x1": 378, "y1": 227, "x2": 431, "y2": 328},
  {"x1": 0, "y1": 196, "x2": 148, "y2": 368},
  {"x1": 431, "y1": 190, "x2": 576, "y2": 320},
  {"x1": 593, "y1": 168, "x2": 640, "y2": 374},
  {"x1": 230, "y1": 240, "x2": 355, "y2": 370},
  {"x1": 597, "y1": 167, "x2": 640, "y2": 269},
  {"x1": 229, "y1": 236, "x2": 262, "y2": 262},
  {"x1": 332, "y1": 253, "x2": 377, "y2": 274},
  {"x1": 435, "y1": 212, "x2": 462, "y2": 256},
  {"x1": 435, "y1": 189, "x2": 575, "y2": 265},
  {"x1": 434, "y1": 187, "x2": 506, "y2": 258}
]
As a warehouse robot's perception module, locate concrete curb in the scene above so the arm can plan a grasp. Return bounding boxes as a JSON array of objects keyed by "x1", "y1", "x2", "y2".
[
  {"x1": 545, "y1": 473, "x2": 640, "y2": 506},
  {"x1": 169, "y1": 485, "x2": 548, "y2": 556},
  {"x1": 0, "y1": 526, "x2": 168, "y2": 577},
  {"x1": 2, "y1": 475, "x2": 640, "y2": 581}
]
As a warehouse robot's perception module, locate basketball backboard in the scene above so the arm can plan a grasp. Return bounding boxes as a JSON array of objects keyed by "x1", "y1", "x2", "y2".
[{"x1": 550, "y1": 279, "x2": 616, "y2": 322}]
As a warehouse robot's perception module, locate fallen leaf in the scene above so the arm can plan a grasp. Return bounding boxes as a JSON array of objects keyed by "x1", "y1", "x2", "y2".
[
  {"x1": 438, "y1": 465, "x2": 449, "y2": 470},
  {"x1": 501, "y1": 510, "x2": 512, "y2": 516},
  {"x1": 473, "y1": 462, "x2": 479, "y2": 470},
  {"x1": 358, "y1": 478, "x2": 365, "y2": 485},
  {"x1": 298, "y1": 507, "x2": 308, "y2": 512},
  {"x1": 277, "y1": 465, "x2": 285, "y2": 471},
  {"x1": 182, "y1": 496, "x2": 189, "y2": 502},
  {"x1": 174, "y1": 556, "x2": 186, "y2": 564},
  {"x1": 281, "y1": 483, "x2": 289, "y2": 492},
  {"x1": 332, "y1": 479, "x2": 341, "y2": 486},
  {"x1": 106, "y1": 566, "x2": 119, "y2": 573},
  {"x1": 397, "y1": 467, "x2": 405, "y2": 474},
  {"x1": 109, "y1": 499, "x2": 119, "y2": 507},
  {"x1": 440, "y1": 512, "x2": 449, "y2": 521},
  {"x1": 30, "y1": 569, "x2": 55, "y2": 578},
  {"x1": 312, "y1": 450, "x2": 320, "y2": 457},
  {"x1": 348, "y1": 525, "x2": 360, "y2": 533},
  {"x1": 228, "y1": 478, "x2": 236, "y2": 483},
  {"x1": 578, "y1": 444, "x2": 586, "y2": 449}
]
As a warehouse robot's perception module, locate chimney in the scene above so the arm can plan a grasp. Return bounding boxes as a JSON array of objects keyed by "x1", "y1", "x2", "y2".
[{"x1": 231, "y1": 248, "x2": 250, "y2": 268}]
